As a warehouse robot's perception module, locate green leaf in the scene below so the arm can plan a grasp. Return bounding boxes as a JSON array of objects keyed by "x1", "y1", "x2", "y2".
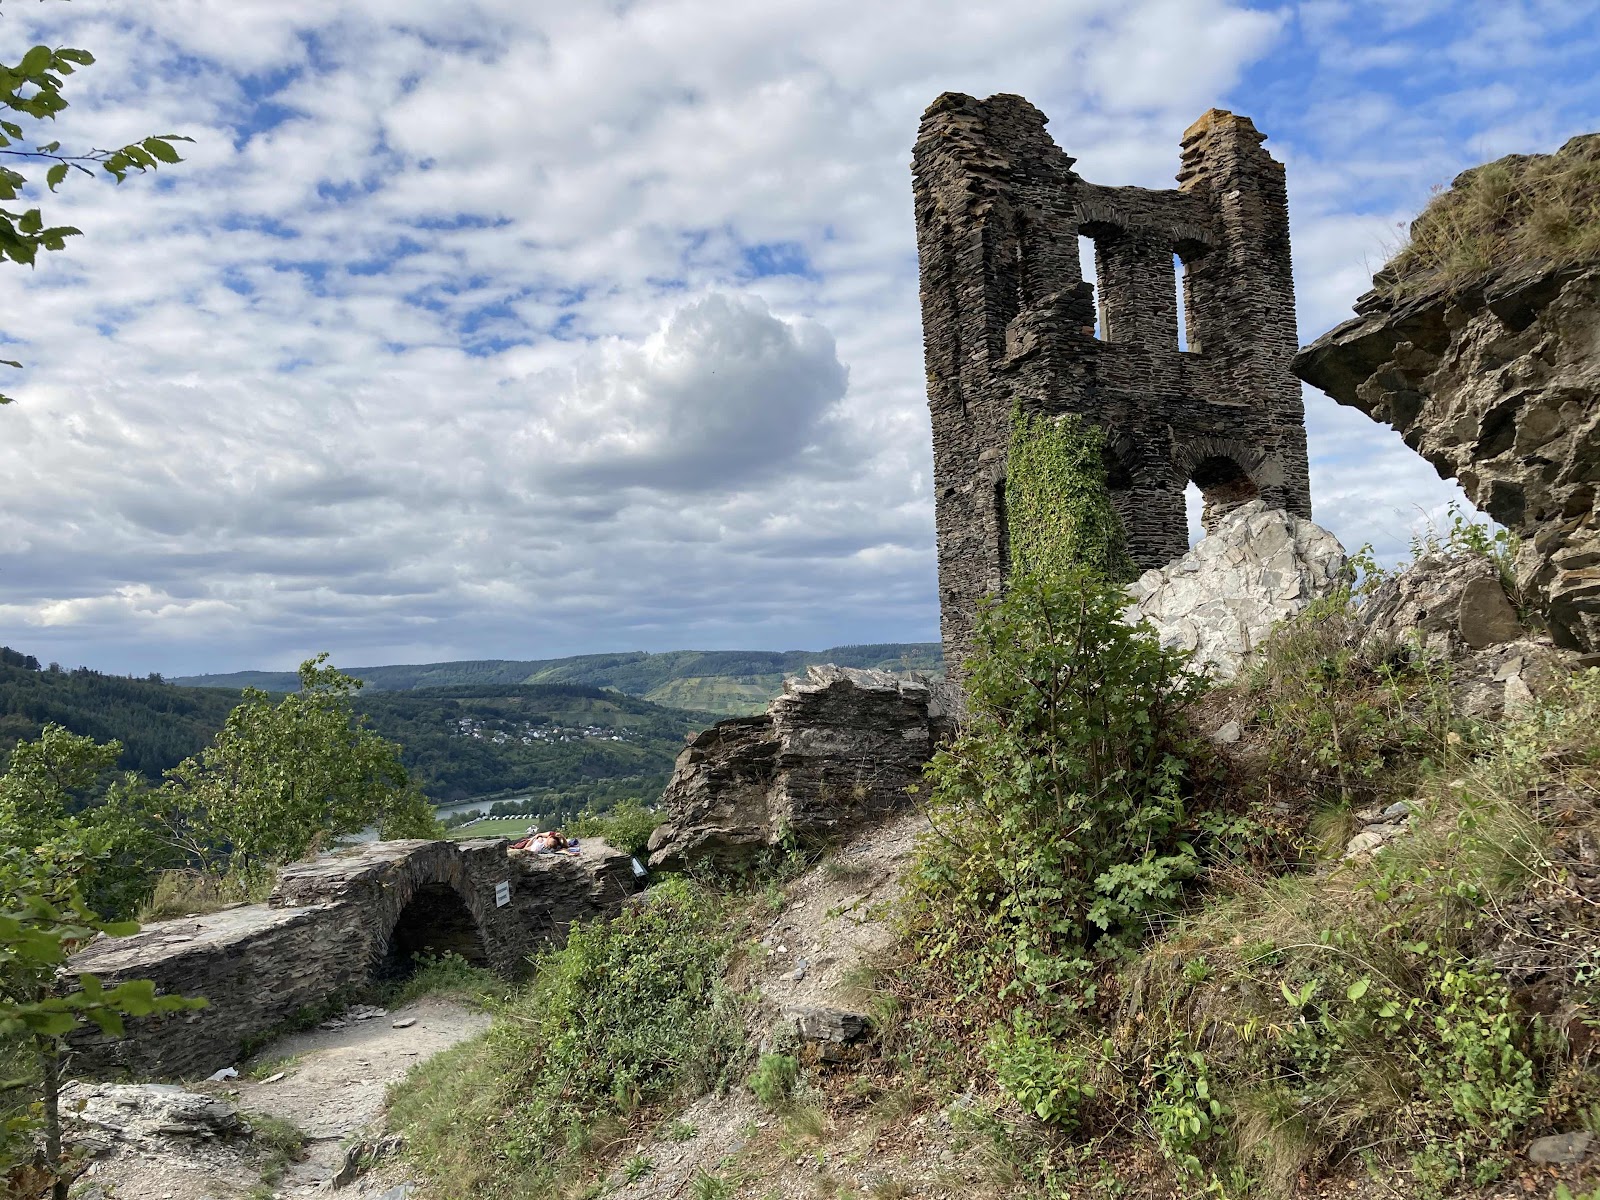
[
  {"x1": 46, "y1": 163, "x2": 67, "y2": 192},
  {"x1": 142, "y1": 137, "x2": 182, "y2": 165},
  {"x1": 18, "y1": 46, "x2": 53, "y2": 76},
  {"x1": 1346, "y1": 977, "x2": 1370, "y2": 1001}
]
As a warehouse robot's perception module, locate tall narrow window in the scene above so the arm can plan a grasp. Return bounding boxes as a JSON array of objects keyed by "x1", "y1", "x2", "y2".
[
  {"x1": 1174, "y1": 253, "x2": 1190, "y2": 351},
  {"x1": 1077, "y1": 234, "x2": 1102, "y2": 339},
  {"x1": 995, "y1": 478, "x2": 1012, "y2": 579}
]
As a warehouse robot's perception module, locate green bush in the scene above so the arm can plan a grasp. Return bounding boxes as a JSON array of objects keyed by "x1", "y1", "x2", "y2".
[
  {"x1": 388, "y1": 877, "x2": 744, "y2": 1196},
  {"x1": 571, "y1": 798, "x2": 658, "y2": 859},
  {"x1": 906, "y1": 567, "x2": 1205, "y2": 1004}
]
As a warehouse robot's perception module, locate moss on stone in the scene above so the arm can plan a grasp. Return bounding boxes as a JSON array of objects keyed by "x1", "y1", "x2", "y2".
[{"x1": 1005, "y1": 406, "x2": 1135, "y2": 585}]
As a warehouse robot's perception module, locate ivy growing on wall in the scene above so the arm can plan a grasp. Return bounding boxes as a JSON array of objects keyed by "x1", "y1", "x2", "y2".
[{"x1": 1005, "y1": 404, "x2": 1134, "y2": 584}]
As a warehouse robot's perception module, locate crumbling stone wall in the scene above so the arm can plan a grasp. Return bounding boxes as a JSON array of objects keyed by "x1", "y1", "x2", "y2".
[
  {"x1": 913, "y1": 93, "x2": 1312, "y2": 676},
  {"x1": 647, "y1": 666, "x2": 957, "y2": 872},
  {"x1": 66, "y1": 838, "x2": 634, "y2": 1079}
]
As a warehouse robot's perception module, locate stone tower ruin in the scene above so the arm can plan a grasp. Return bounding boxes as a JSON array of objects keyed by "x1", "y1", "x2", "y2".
[{"x1": 913, "y1": 92, "x2": 1312, "y2": 675}]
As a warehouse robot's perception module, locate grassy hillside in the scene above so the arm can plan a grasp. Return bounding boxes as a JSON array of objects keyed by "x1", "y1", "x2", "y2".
[{"x1": 173, "y1": 642, "x2": 943, "y2": 715}]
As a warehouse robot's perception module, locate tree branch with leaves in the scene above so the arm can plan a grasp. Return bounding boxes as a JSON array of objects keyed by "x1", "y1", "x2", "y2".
[{"x1": 0, "y1": 8, "x2": 190, "y2": 401}]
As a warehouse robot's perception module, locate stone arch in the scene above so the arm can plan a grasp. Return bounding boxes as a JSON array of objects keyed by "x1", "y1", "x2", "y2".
[
  {"x1": 1173, "y1": 436, "x2": 1267, "y2": 533},
  {"x1": 360, "y1": 852, "x2": 497, "y2": 982},
  {"x1": 377, "y1": 880, "x2": 491, "y2": 979}
]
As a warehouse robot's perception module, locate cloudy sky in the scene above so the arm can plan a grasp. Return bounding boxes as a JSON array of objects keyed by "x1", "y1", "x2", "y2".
[{"x1": 2, "y1": 0, "x2": 1597, "y2": 677}]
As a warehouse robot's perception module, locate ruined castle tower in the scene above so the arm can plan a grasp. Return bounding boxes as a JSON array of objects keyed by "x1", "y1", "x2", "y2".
[{"x1": 913, "y1": 93, "x2": 1312, "y2": 676}]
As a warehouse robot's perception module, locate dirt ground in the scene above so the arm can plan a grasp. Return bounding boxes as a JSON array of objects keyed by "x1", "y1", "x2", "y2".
[{"x1": 71, "y1": 994, "x2": 488, "y2": 1200}]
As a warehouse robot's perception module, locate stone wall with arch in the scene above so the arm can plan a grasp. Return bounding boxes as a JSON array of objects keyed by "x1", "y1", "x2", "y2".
[{"x1": 67, "y1": 838, "x2": 635, "y2": 1079}]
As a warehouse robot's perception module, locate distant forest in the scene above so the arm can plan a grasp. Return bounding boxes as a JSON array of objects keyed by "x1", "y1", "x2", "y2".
[{"x1": 0, "y1": 647, "x2": 714, "y2": 806}]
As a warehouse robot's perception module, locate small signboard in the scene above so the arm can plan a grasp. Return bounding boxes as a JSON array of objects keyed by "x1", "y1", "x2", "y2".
[
  {"x1": 630, "y1": 857, "x2": 648, "y2": 878},
  {"x1": 494, "y1": 880, "x2": 511, "y2": 908}
]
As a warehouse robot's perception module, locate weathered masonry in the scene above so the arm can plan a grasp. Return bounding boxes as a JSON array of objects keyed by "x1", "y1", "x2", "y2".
[
  {"x1": 67, "y1": 838, "x2": 634, "y2": 1079},
  {"x1": 913, "y1": 92, "x2": 1312, "y2": 674}
]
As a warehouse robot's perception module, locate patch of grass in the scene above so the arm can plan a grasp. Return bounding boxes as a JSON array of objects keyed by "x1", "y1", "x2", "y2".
[
  {"x1": 667, "y1": 1118, "x2": 698, "y2": 1142},
  {"x1": 138, "y1": 866, "x2": 275, "y2": 922},
  {"x1": 747, "y1": 1053, "x2": 798, "y2": 1110},
  {"x1": 380, "y1": 951, "x2": 503, "y2": 1010},
  {"x1": 387, "y1": 876, "x2": 746, "y2": 1197},
  {"x1": 244, "y1": 1053, "x2": 299, "y2": 1081},
  {"x1": 244, "y1": 1110, "x2": 305, "y2": 1190},
  {"x1": 1385, "y1": 136, "x2": 1600, "y2": 292}
]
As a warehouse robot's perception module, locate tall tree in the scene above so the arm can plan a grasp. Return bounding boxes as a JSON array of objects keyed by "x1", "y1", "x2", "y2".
[{"x1": 164, "y1": 655, "x2": 434, "y2": 873}]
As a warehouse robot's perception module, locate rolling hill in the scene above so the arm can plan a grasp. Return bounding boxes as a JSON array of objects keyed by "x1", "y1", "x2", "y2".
[
  {"x1": 0, "y1": 647, "x2": 715, "y2": 808},
  {"x1": 174, "y1": 642, "x2": 944, "y2": 715}
]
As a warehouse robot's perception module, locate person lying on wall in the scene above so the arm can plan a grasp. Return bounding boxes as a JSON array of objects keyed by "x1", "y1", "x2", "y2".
[{"x1": 509, "y1": 829, "x2": 578, "y2": 854}]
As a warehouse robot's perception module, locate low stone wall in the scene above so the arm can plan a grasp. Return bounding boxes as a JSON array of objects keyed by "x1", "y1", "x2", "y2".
[{"x1": 67, "y1": 837, "x2": 635, "y2": 1080}]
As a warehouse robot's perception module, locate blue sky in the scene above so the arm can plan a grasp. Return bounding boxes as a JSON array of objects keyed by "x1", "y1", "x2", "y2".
[{"x1": 2, "y1": 0, "x2": 1597, "y2": 677}]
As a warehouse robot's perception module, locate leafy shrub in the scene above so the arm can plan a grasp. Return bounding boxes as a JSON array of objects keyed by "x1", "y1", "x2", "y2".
[
  {"x1": 571, "y1": 798, "x2": 658, "y2": 859},
  {"x1": 1244, "y1": 593, "x2": 1456, "y2": 815},
  {"x1": 984, "y1": 1016, "x2": 1101, "y2": 1128},
  {"x1": 388, "y1": 877, "x2": 744, "y2": 1196},
  {"x1": 746, "y1": 1052, "x2": 798, "y2": 1109},
  {"x1": 906, "y1": 567, "x2": 1205, "y2": 1004}
]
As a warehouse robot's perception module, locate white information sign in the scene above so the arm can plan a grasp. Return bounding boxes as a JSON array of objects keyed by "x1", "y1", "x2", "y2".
[{"x1": 494, "y1": 880, "x2": 511, "y2": 908}]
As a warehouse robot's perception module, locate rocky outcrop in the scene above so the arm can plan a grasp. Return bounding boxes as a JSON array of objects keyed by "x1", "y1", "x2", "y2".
[
  {"x1": 1124, "y1": 501, "x2": 1348, "y2": 679},
  {"x1": 1295, "y1": 136, "x2": 1600, "y2": 653},
  {"x1": 1358, "y1": 551, "x2": 1575, "y2": 721},
  {"x1": 646, "y1": 667, "x2": 955, "y2": 872}
]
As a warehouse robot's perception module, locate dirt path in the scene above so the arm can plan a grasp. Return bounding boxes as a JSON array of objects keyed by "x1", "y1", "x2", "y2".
[
  {"x1": 234, "y1": 995, "x2": 490, "y2": 1195},
  {"x1": 72, "y1": 995, "x2": 489, "y2": 1200}
]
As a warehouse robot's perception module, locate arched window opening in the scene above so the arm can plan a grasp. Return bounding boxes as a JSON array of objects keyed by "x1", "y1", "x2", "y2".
[
  {"x1": 1184, "y1": 481, "x2": 1205, "y2": 546},
  {"x1": 1077, "y1": 234, "x2": 1102, "y2": 339},
  {"x1": 1174, "y1": 253, "x2": 1189, "y2": 351},
  {"x1": 1189, "y1": 455, "x2": 1260, "y2": 533},
  {"x1": 378, "y1": 882, "x2": 489, "y2": 980}
]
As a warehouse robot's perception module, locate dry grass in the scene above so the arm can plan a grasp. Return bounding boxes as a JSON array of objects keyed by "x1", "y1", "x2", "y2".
[
  {"x1": 1386, "y1": 137, "x2": 1600, "y2": 291},
  {"x1": 138, "y1": 866, "x2": 275, "y2": 921}
]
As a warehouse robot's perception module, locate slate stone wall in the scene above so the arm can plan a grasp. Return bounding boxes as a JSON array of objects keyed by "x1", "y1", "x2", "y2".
[
  {"x1": 66, "y1": 838, "x2": 635, "y2": 1079},
  {"x1": 913, "y1": 93, "x2": 1312, "y2": 678}
]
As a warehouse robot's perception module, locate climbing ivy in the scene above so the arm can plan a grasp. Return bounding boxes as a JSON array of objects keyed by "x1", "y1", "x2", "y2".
[{"x1": 1005, "y1": 405, "x2": 1134, "y2": 584}]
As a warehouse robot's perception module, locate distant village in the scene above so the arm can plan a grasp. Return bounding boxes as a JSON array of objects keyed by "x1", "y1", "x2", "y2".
[{"x1": 450, "y1": 716, "x2": 636, "y2": 746}]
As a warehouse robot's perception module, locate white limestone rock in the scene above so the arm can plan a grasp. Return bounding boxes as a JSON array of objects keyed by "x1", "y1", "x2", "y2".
[{"x1": 1125, "y1": 501, "x2": 1348, "y2": 680}]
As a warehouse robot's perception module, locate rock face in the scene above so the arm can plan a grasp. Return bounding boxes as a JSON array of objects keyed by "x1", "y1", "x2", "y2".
[
  {"x1": 1124, "y1": 501, "x2": 1348, "y2": 679},
  {"x1": 67, "y1": 837, "x2": 633, "y2": 1079},
  {"x1": 646, "y1": 666, "x2": 955, "y2": 872},
  {"x1": 1295, "y1": 137, "x2": 1600, "y2": 653},
  {"x1": 1358, "y1": 551, "x2": 1574, "y2": 721}
]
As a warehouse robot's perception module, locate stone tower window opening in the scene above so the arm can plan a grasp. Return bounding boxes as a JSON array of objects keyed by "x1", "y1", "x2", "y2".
[
  {"x1": 1174, "y1": 253, "x2": 1190, "y2": 351},
  {"x1": 1188, "y1": 454, "x2": 1260, "y2": 534},
  {"x1": 1183, "y1": 481, "x2": 1205, "y2": 545},
  {"x1": 994, "y1": 478, "x2": 1012, "y2": 580},
  {"x1": 378, "y1": 881, "x2": 489, "y2": 980},
  {"x1": 1076, "y1": 233, "x2": 1102, "y2": 338}
]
